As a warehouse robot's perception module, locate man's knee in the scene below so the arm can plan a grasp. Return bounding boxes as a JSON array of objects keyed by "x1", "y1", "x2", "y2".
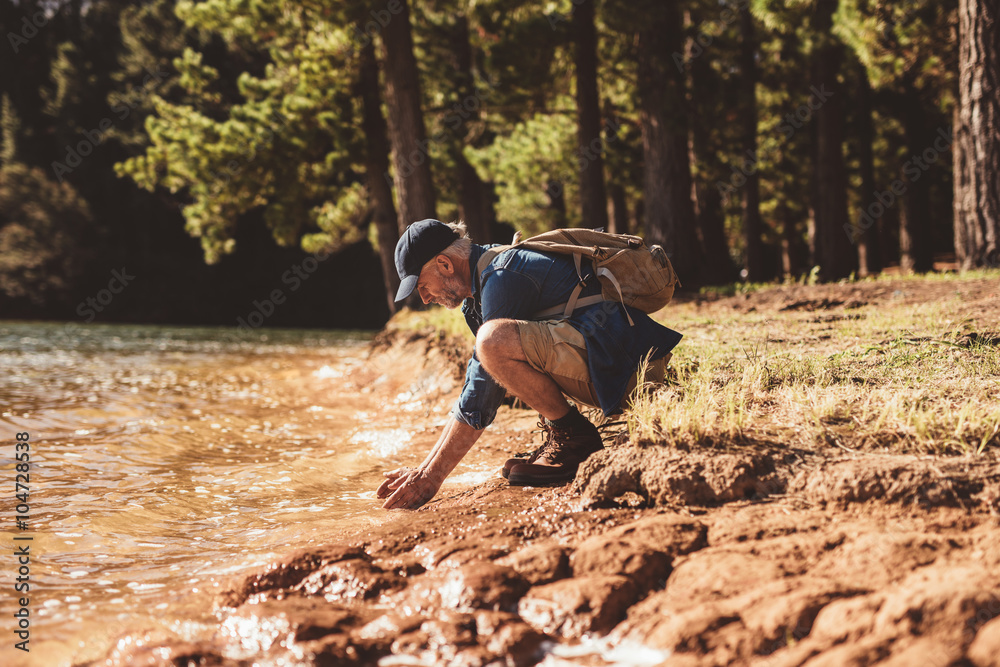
[{"x1": 475, "y1": 319, "x2": 518, "y2": 365}]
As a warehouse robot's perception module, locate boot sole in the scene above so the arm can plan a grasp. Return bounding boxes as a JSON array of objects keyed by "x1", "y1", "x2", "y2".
[
  {"x1": 507, "y1": 468, "x2": 577, "y2": 486},
  {"x1": 501, "y1": 456, "x2": 536, "y2": 479}
]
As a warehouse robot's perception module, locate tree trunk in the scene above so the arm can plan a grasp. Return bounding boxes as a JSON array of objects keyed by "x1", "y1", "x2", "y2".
[
  {"x1": 572, "y1": 0, "x2": 609, "y2": 231},
  {"x1": 686, "y1": 7, "x2": 735, "y2": 284},
  {"x1": 546, "y1": 179, "x2": 568, "y2": 227},
  {"x1": 637, "y1": 0, "x2": 700, "y2": 281},
  {"x1": 812, "y1": 0, "x2": 857, "y2": 280},
  {"x1": 380, "y1": 0, "x2": 437, "y2": 231},
  {"x1": 898, "y1": 79, "x2": 934, "y2": 272},
  {"x1": 456, "y1": 154, "x2": 491, "y2": 242},
  {"x1": 780, "y1": 200, "x2": 808, "y2": 276},
  {"x1": 483, "y1": 180, "x2": 501, "y2": 240},
  {"x1": 740, "y1": 5, "x2": 766, "y2": 282},
  {"x1": 632, "y1": 198, "x2": 645, "y2": 237},
  {"x1": 451, "y1": 14, "x2": 493, "y2": 243},
  {"x1": 855, "y1": 64, "x2": 882, "y2": 275},
  {"x1": 359, "y1": 40, "x2": 400, "y2": 314},
  {"x1": 954, "y1": 0, "x2": 1000, "y2": 270},
  {"x1": 608, "y1": 183, "x2": 627, "y2": 235}
]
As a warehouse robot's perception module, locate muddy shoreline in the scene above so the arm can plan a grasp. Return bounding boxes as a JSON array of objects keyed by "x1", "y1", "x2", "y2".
[{"x1": 93, "y1": 281, "x2": 1000, "y2": 667}]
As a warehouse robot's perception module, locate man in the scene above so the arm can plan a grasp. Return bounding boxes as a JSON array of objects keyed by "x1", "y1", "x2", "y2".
[{"x1": 377, "y1": 219, "x2": 682, "y2": 510}]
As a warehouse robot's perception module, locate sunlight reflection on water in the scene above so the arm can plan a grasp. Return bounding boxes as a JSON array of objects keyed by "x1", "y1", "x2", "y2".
[{"x1": 0, "y1": 321, "x2": 443, "y2": 666}]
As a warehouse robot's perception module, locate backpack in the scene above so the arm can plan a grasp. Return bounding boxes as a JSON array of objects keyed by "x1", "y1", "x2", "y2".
[{"x1": 475, "y1": 228, "x2": 680, "y2": 325}]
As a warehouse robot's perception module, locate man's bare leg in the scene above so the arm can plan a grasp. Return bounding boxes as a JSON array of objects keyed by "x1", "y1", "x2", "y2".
[
  {"x1": 478, "y1": 318, "x2": 603, "y2": 485},
  {"x1": 475, "y1": 319, "x2": 573, "y2": 421}
]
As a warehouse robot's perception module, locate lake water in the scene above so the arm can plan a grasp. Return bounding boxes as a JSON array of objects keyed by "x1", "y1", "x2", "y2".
[{"x1": 0, "y1": 321, "x2": 477, "y2": 666}]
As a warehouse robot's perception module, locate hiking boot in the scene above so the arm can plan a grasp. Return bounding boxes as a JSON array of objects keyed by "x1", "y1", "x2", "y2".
[
  {"x1": 501, "y1": 419, "x2": 551, "y2": 479},
  {"x1": 508, "y1": 415, "x2": 604, "y2": 486}
]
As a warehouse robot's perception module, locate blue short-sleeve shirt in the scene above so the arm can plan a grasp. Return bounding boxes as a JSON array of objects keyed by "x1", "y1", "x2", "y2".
[{"x1": 451, "y1": 243, "x2": 682, "y2": 429}]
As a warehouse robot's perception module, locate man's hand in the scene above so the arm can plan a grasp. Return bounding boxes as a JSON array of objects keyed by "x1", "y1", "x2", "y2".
[
  {"x1": 375, "y1": 417, "x2": 484, "y2": 510},
  {"x1": 376, "y1": 466, "x2": 442, "y2": 510}
]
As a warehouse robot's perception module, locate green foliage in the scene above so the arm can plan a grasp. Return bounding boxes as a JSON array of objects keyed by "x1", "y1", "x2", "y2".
[
  {"x1": 41, "y1": 1, "x2": 126, "y2": 152},
  {"x1": 116, "y1": 0, "x2": 367, "y2": 264},
  {"x1": 411, "y1": 0, "x2": 576, "y2": 227},
  {"x1": 466, "y1": 0, "x2": 572, "y2": 124},
  {"x1": 0, "y1": 164, "x2": 93, "y2": 304},
  {"x1": 836, "y1": 0, "x2": 957, "y2": 96},
  {"x1": 1, "y1": 94, "x2": 19, "y2": 166},
  {"x1": 750, "y1": 2, "x2": 814, "y2": 245},
  {"x1": 302, "y1": 182, "x2": 368, "y2": 253},
  {"x1": 108, "y1": 0, "x2": 194, "y2": 150},
  {"x1": 0, "y1": 0, "x2": 973, "y2": 320},
  {"x1": 465, "y1": 110, "x2": 579, "y2": 234}
]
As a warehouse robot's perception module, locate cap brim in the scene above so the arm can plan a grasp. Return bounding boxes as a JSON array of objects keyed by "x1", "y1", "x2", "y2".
[{"x1": 394, "y1": 274, "x2": 419, "y2": 303}]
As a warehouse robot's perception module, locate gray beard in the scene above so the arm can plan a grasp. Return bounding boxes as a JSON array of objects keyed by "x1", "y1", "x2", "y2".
[{"x1": 439, "y1": 274, "x2": 467, "y2": 309}]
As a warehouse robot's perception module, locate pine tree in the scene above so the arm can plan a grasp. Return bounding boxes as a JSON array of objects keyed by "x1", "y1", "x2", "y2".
[
  {"x1": 118, "y1": 1, "x2": 372, "y2": 263},
  {"x1": 413, "y1": 0, "x2": 499, "y2": 243},
  {"x1": 680, "y1": 1, "x2": 738, "y2": 284},
  {"x1": 739, "y1": 4, "x2": 766, "y2": 281},
  {"x1": 812, "y1": 0, "x2": 857, "y2": 280},
  {"x1": 572, "y1": 0, "x2": 609, "y2": 231},
  {"x1": 359, "y1": 39, "x2": 401, "y2": 313},
  {"x1": 461, "y1": 0, "x2": 580, "y2": 235},
  {"x1": 954, "y1": 0, "x2": 1000, "y2": 269},
  {"x1": 381, "y1": 0, "x2": 438, "y2": 230},
  {"x1": 750, "y1": 1, "x2": 815, "y2": 278},
  {"x1": 0, "y1": 165, "x2": 93, "y2": 308},
  {"x1": 107, "y1": 0, "x2": 193, "y2": 151},
  {"x1": 837, "y1": 0, "x2": 958, "y2": 272},
  {"x1": 635, "y1": 0, "x2": 701, "y2": 281},
  {"x1": 854, "y1": 63, "x2": 882, "y2": 275}
]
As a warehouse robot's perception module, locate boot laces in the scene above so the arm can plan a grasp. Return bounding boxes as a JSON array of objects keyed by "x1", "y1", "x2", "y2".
[{"x1": 535, "y1": 418, "x2": 568, "y2": 459}]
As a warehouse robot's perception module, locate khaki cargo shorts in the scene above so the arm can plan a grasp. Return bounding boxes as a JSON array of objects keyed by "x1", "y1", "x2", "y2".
[{"x1": 516, "y1": 319, "x2": 670, "y2": 412}]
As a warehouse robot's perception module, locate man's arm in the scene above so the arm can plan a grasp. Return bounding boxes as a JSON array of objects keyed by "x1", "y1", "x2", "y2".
[
  {"x1": 376, "y1": 416, "x2": 485, "y2": 509},
  {"x1": 376, "y1": 261, "x2": 535, "y2": 509}
]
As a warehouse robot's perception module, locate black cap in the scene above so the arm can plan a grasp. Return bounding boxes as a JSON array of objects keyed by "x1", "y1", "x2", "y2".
[{"x1": 394, "y1": 219, "x2": 461, "y2": 303}]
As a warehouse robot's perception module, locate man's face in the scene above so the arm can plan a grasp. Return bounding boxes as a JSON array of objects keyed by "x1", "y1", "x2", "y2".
[{"x1": 416, "y1": 258, "x2": 466, "y2": 309}]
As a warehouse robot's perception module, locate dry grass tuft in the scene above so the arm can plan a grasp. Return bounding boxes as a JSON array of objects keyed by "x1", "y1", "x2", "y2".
[{"x1": 630, "y1": 272, "x2": 1000, "y2": 455}]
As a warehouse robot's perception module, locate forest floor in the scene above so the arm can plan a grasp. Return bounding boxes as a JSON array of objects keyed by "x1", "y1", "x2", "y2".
[{"x1": 99, "y1": 271, "x2": 1000, "y2": 666}]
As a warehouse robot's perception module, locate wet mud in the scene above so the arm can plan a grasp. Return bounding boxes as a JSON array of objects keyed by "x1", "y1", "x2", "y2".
[{"x1": 89, "y1": 299, "x2": 1000, "y2": 667}]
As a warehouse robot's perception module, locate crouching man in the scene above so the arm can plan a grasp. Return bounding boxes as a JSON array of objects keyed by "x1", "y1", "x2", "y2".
[{"x1": 377, "y1": 219, "x2": 682, "y2": 509}]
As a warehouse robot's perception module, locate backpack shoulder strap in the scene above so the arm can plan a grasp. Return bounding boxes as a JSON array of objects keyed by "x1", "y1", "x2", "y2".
[
  {"x1": 474, "y1": 230, "x2": 523, "y2": 278},
  {"x1": 475, "y1": 244, "x2": 512, "y2": 279},
  {"x1": 476, "y1": 229, "x2": 632, "y2": 323}
]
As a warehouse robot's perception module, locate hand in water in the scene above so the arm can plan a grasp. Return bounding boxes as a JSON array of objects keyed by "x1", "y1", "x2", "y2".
[{"x1": 376, "y1": 467, "x2": 441, "y2": 510}]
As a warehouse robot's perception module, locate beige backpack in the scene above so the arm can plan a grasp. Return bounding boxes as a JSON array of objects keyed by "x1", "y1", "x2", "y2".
[{"x1": 475, "y1": 228, "x2": 680, "y2": 325}]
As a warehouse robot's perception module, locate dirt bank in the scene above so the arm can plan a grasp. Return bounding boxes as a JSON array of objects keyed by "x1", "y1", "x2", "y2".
[{"x1": 92, "y1": 277, "x2": 1000, "y2": 667}]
